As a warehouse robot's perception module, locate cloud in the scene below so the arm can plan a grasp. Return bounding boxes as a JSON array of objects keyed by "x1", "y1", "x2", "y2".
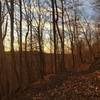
[{"x1": 79, "y1": 0, "x2": 94, "y2": 20}]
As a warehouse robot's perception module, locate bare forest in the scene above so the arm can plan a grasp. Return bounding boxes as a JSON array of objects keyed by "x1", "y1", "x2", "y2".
[{"x1": 0, "y1": 0, "x2": 100, "y2": 100}]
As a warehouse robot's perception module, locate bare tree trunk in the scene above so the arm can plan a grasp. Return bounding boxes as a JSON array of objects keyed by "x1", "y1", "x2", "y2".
[
  {"x1": 10, "y1": 0, "x2": 14, "y2": 53},
  {"x1": 51, "y1": 0, "x2": 57, "y2": 73},
  {"x1": 71, "y1": 40, "x2": 75, "y2": 68},
  {"x1": 38, "y1": 24, "x2": 44, "y2": 79},
  {"x1": 0, "y1": 0, "x2": 4, "y2": 70},
  {"x1": 78, "y1": 40, "x2": 83, "y2": 63},
  {"x1": 9, "y1": 0, "x2": 19, "y2": 94},
  {"x1": 61, "y1": 0, "x2": 65, "y2": 72},
  {"x1": 19, "y1": 0, "x2": 22, "y2": 61},
  {"x1": 19, "y1": 0, "x2": 23, "y2": 88},
  {"x1": 50, "y1": 14, "x2": 54, "y2": 73},
  {"x1": 0, "y1": 1, "x2": 4, "y2": 98}
]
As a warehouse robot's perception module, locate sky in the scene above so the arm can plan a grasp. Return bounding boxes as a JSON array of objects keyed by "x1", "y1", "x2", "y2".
[
  {"x1": 80, "y1": 0, "x2": 94, "y2": 19},
  {"x1": 25, "y1": 0, "x2": 99, "y2": 21},
  {"x1": 4, "y1": 0, "x2": 100, "y2": 52},
  {"x1": 80, "y1": 0, "x2": 100, "y2": 21}
]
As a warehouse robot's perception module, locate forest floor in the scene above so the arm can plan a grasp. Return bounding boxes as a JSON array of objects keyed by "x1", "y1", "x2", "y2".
[{"x1": 10, "y1": 69, "x2": 100, "y2": 100}]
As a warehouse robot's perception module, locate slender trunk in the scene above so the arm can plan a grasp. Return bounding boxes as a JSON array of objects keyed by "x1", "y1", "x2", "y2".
[
  {"x1": 37, "y1": 0, "x2": 44, "y2": 79},
  {"x1": 19, "y1": 0, "x2": 22, "y2": 60},
  {"x1": 51, "y1": 0, "x2": 57, "y2": 73},
  {"x1": 0, "y1": 1, "x2": 4, "y2": 98},
  {"x1": 50, "y1": 16, "x2": 54, "y2": 73},
  {"x1": 78, "y1": 41, "x2": 83, "y2": 63},
  {"x1": 0, "y1": 0, "x2": 3, "y2": 69},
  {"x1": 19, "y1": 0, "x2": 23, "y2": 87},
  {"x1": 10, "y1": 0, "x2": 14, "y2": 52},
  {"x1": 71, "y1": 40, "x2": 75, "y2": 68},
  {"x1": 38, "y1": 25, "x2": 44, "y2": 79},
  {"x1": 10, "y1": 0, "x2": 19, "y2": 94},
  {"x1": 61, "y1": 0, "x2": 65, "y2": 72}
]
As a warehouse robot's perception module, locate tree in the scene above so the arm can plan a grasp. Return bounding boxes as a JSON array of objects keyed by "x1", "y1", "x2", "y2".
[
  {"x1": 19, "y1": 0, "x2": 22, "y2": 68},
  {"x1": 0, "y1": 1, "x2": 4, "y2": 98},
  {"x1": 5, "y1": 0, "x2": 20, "y2": 95},
  {"x1": 51, "y1": 0, "x2": 57, "y2": 73}
]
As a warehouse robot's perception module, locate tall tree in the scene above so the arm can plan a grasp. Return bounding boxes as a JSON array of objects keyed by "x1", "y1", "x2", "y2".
[
  {"x1": 0, "y1": 0, "x2": 4, "y2": 67},
  {"x1": 10, "y1": 0, "x2": 14, "y2": 52},
  {"x1": 51, "y1": 0, "x2": 57, "y2": 73},
  {"x1": 19, "y1": 0, "x2": 22, "y2": 65},
  {"x1": 61, "y1": 0, "x2": 65, "y2": 72},
  {"x1": 0, "y1": 1, "x2": 4, "y2": 98}
]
